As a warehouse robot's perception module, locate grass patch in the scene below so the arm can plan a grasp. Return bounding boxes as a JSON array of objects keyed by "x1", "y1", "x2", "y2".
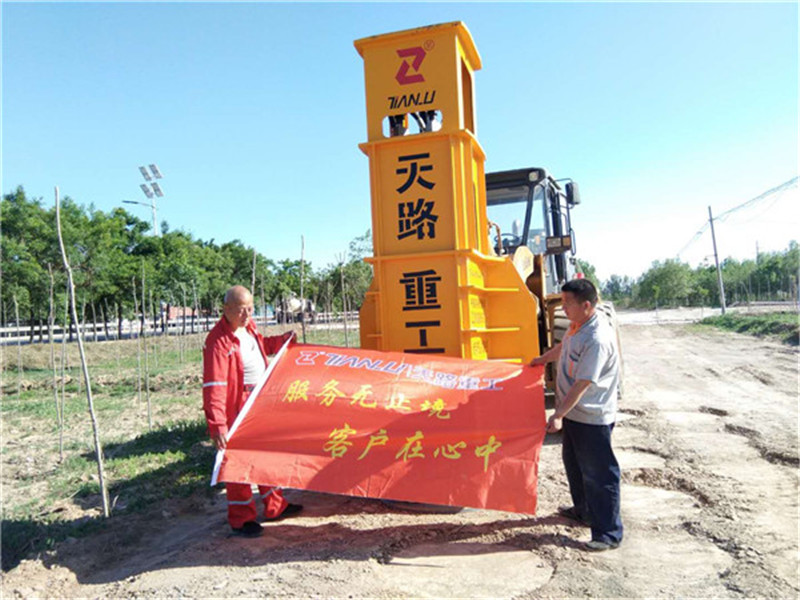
[
  {"x1": 0, "y1": 391, "x2": 57, "y2": 416},
  {"x1": 699, "y1": 311, "x2": 799, "y2": 345},
  {"x1": 2, "y1": 389, "x2": 137, "y2": 427},
  {"x1": 301, "y1": 327, "x2": 360, "y2": 347},
  {"x1": 2, "y1": 419, "x2": 215, "y2": 571},
  {"x1": 101, "y1": 419, "x2": 215, "y2": 506},
  {"x1": 1, "y1": 324, "x2": 353, "y2": 572}
]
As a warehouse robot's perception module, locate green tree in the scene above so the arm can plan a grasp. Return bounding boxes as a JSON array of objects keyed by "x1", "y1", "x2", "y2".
[
  {"x1": 344, "y1": 230, "x2": 373, "y2": 310},
  {"x1": 602, "y1": 274, "x2": 634, "y2": 304},
  {"x1": 575, "y1": 259, "x2": 599, "y2": 288},
  {"x1": 689, "y1": 264, "x2": 716, "y2": 306},
  {"x1": 634, "y1": 259, "x2": 694, "y2": 308},
  {"x1": 309, "y1": 230, "x2": 373, "y2": 314},
  {"x1": 2, "y1": 188, "x2": 64, "y2": 339}
]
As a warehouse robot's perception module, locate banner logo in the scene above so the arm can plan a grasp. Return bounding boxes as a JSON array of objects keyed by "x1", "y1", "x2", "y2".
[{"x1": 296, "y1": 350, "x2": 323, "y2": 366}]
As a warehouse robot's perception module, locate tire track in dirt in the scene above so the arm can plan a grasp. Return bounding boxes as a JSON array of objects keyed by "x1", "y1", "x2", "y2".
[
  {"x1": 723, "y1": 423, "x2": 800, "y2": 467},
  {"x1": 619, "y1": 324, "x2": 799, "y2": 597}
]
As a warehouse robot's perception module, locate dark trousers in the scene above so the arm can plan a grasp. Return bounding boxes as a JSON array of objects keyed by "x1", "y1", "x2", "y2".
[{"x1": 562, "y1": 418, "x2": 624, "y2": 545}]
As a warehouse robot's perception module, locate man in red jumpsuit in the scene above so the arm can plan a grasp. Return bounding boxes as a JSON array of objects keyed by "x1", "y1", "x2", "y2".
[{"x1": 203, "y1": 285, "x2": 302, "y2": 537}]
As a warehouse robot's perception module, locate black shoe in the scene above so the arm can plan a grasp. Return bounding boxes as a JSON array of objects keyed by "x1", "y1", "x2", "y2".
[
  {"x1": 585, "y1": 539, "x2": 620, "y2": 552},
  {"x1": 231, "y1": 521, "x2": 263, "y2": 537},
  {"x1": 264, "y1": 503, "x2": 303, "y2": 522},
  {"x1": 557, "y1": 505, "x2": 591, "y2": 526}
]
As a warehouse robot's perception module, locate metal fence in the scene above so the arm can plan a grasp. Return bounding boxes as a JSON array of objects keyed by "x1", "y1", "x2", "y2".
[{"x1": 0, "y1": 311, "x2": 361, "y2": 346}]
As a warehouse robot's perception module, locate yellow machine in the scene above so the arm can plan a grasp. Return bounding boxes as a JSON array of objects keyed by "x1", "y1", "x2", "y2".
[{"x1": 355, "y1": 22, "x2": 598, "y2": 370}]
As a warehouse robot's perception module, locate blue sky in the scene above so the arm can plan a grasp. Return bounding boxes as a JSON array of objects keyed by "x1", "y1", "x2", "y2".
[{"x1": 2, "y1": 1, "x2": 797, "y2": 280}]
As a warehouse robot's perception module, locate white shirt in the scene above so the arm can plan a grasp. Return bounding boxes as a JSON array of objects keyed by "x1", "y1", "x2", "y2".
[{"x1": 234, "y1": 328, "x2": 267, "y2": 385}]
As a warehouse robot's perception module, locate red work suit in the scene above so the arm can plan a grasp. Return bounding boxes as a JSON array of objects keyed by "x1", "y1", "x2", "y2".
[{"x1": 203, "y1": 317, "x2": 292, "y2": 527}]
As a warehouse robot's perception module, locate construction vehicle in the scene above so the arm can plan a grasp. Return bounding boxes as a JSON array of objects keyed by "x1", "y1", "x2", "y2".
[
  {"x1": 485, "y1": 168, "x2": 582, "y2": 352},
  {"x1": 355, "y1": 22, "x2": 621, "y2": 391},
  {"x1": 274, "y1": 294, "x2": 316, "y2": 324}
]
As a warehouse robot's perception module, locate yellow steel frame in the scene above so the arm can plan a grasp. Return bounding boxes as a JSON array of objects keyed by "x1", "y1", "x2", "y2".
[{"x1": 356, "y1": 22, "x2": 540, "y2": 363}]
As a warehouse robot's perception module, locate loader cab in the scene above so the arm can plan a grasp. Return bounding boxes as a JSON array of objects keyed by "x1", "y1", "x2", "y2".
[{"x1": 486, "y1": 168, "x2": 579, "y2": 295}]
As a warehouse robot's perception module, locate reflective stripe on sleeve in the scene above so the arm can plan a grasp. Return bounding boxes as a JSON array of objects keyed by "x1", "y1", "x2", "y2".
[
  {"x1": 227, "y1": 499, "x2": 256, "y2": 506},
  {"x1": 203, "y1": 381, "x2": 228, "y2": 388}
]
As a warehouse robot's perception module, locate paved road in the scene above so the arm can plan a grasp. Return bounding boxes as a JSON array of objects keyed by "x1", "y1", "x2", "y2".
[{"x1": 616, "y1": 302, "x2": 797, "y2": 325}]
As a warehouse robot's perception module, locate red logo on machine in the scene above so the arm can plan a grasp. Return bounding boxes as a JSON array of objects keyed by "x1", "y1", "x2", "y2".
[{"x1": 395, "y1": 46, "x2": 426, "y2": 85}]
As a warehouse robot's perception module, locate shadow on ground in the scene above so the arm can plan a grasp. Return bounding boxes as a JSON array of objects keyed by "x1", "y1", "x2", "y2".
[
  {"x1": 5, "y1": 423, "x2": 569, "y2": 583},
  {"x1": 32, "y1": 493, "x2": 579, "y2": 586}
]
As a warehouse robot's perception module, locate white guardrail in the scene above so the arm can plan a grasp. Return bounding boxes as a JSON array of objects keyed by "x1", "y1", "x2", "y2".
[{"x1": 0, "y1": 312, "x2": 360, "y2": 345}]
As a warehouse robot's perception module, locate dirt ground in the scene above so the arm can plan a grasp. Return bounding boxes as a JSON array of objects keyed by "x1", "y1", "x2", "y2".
[{"x1": 2, "y1": 319, "x2": 798, "y2": 599}]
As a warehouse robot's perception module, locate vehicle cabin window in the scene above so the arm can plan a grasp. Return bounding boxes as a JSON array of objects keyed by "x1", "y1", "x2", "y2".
[{"x1": 486, "y1": 184, "x2": 546, "y2": 254}]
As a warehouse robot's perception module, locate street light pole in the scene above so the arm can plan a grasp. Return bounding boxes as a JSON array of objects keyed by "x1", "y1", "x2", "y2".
[
  {"x1": 130, "y1": 164, "x2": 164, "y2": 236},
  {"x1": 123, "y1": 199, "x2": 155, "y2": 230}
]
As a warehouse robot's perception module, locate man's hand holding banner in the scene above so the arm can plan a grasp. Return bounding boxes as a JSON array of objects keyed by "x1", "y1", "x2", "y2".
[{"x1": 213, "y1": 343, "x2": 546, "y2": 514}]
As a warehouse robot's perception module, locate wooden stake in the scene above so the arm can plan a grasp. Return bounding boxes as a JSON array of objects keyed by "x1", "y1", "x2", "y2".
[
  {"x1": 132, "y1": 277, "x2": 142, "y2": 408},
  {"x1": 48, "y1": 264, "x2": 64, "y2": 462},
  {"x1": 300, "y1": 235, "x2": 307, "y2": 343},
  {"x1": 149, "y1": 289, "x2": 158, "y2": 369},
  {"x1": 251, "y1": 247, "x2": 257, "y2": 294},
  {"x1": 76, "y1": 299, "x2": 85, "y2": 396},
  {"x1": 181, "y1": 285, "x2": 187, "y2": 363},
  {"x1": 141, "y1": 262, "x2": 152, "y2": 429},
  {"x1": 339, "y1": 256, "x2": 349, "y2": 348},
  {"x1": 60, "y1": 288, "x2": 67, "y2": 460},
  {"x1": 55, "y1": 186, "x2": 110, "y2": 517},
  {"x1": 13, "y1": 294, "x2": 21, "y2": 398},
  {"x1": 91, "y1": 302, "x2": 98, "y2": 343},
  {"x1": 191, "y1": 280, "x2": 199, "y2": 336}
]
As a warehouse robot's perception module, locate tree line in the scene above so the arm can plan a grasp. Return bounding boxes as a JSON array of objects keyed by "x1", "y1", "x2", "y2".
[
  {"x1": 596, "y1": 243, "x2": 799, "y2": 309},
  {"x1": 4, "y1": 186, "x2": 797, "y2": 340},
  {"x1": 1, "y1": 187, "x2": 372, "y2": 340}
]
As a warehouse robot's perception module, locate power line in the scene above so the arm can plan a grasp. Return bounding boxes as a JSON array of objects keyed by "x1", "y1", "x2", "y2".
[
  {"x1": 715, "y1": 176, "x2": 798, "y2": 222},
  {"x1": 676, "y1": 223, "x2": 708, "y2": 259},
  {"x1": 676, "y1": 176, "x2": 798, "y2": 259}
]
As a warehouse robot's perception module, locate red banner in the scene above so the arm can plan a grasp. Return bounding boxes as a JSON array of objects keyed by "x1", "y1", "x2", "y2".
[{"x1": 213, "y1": 343, "x2": 546, "y2": 514}]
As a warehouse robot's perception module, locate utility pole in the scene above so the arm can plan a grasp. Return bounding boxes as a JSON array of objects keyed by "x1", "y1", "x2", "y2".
[{"x1": 708, "y1": 206, "x2": 726, "y2": 314}]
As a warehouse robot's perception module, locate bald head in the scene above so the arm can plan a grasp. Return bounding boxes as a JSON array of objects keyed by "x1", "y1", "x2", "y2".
[
  {"x1": 224, "y1": 285, "x2": 252, "y2": 306},
  {"x1": 223, "y1": 285, "x2": 254, "y2": 330}
]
